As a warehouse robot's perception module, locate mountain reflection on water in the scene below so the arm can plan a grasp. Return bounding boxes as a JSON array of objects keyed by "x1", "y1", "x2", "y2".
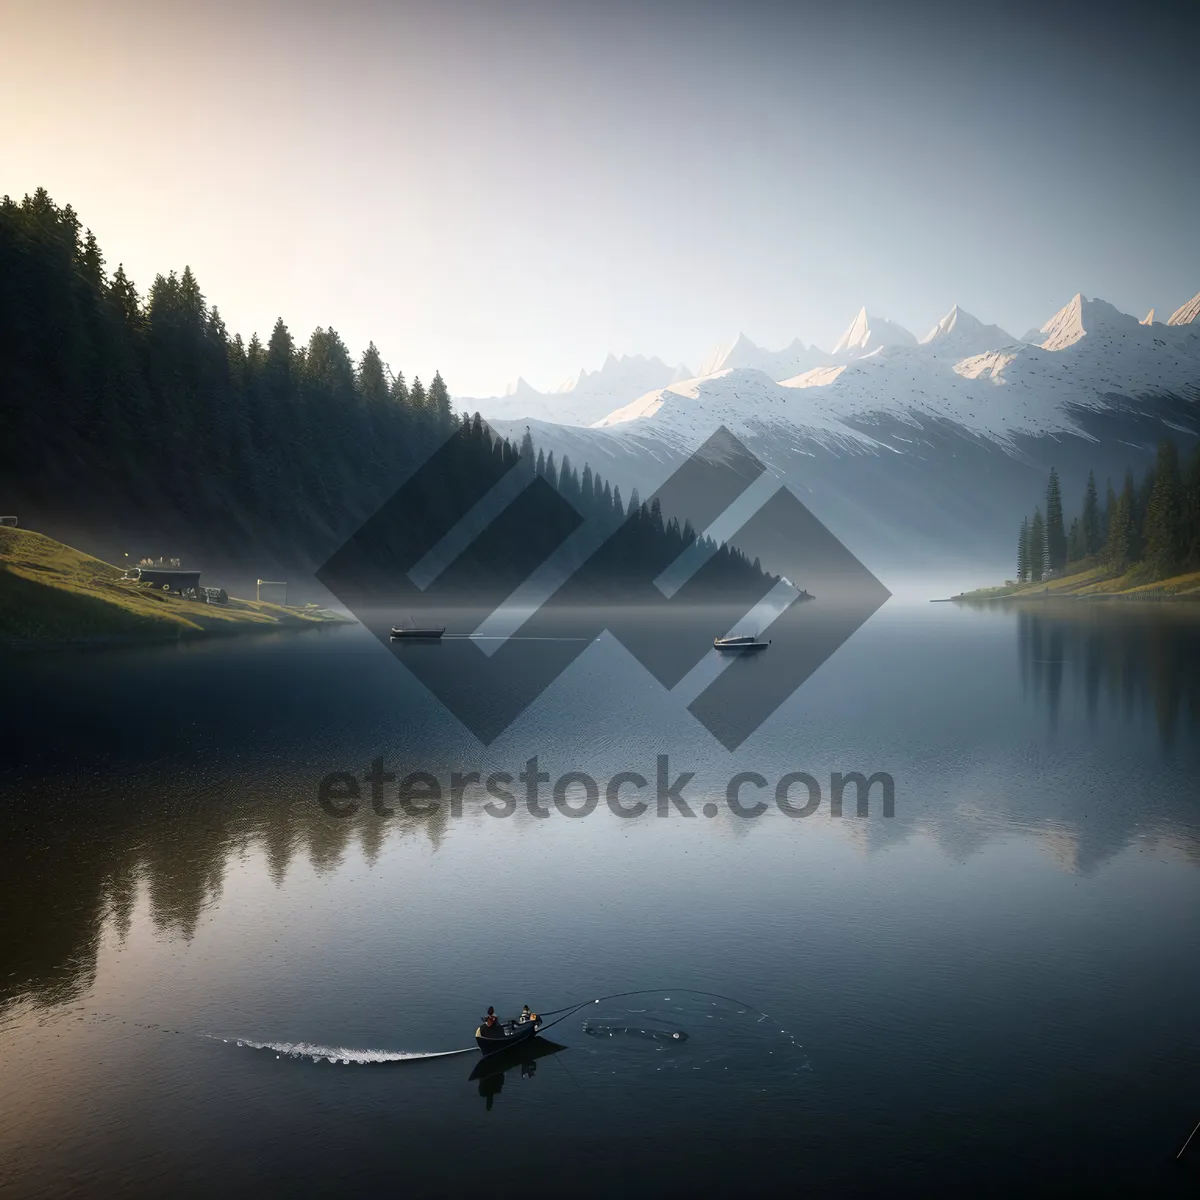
[{"x1": 1, "y1": 602, "x2": 1198, "y2": 1015}]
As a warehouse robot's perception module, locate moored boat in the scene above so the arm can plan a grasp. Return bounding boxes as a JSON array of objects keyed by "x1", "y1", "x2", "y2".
[
  {"x1": 714, "y1": 634, "x2": 770, "y2": 650},
  {"x1": 390, "y1": 616, "x2": 445, "y2": 639}
]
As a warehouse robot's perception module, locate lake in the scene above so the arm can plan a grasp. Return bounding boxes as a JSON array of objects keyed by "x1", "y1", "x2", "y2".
[{"x1": 2, "y1": 600, "x2": 1199, "y2": 1196}]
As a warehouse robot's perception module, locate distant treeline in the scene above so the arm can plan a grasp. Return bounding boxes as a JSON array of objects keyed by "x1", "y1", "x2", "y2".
[
  {"x1": 0, "y1": 187, "x2": 772, "y2": 590},
  {"x1": 1017, "y1": 443, "x2": 1200, "y2": 583}
]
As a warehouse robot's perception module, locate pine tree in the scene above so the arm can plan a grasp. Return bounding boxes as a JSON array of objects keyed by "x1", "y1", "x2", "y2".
[
  {"x1": 109, "y1": 264, "x2": 142, "y2": 331},
  {"x1": 357, "y1": 343, "x2": 389, "y2": 407},
  {"x1": 1142, "y1": 439, "x2": 1182, "y2": 579},
  {"x1": 389, "y1": 369, "x2": 409, "y2": 407},
  {"x1": 650, "y1": 496, "x2": 665, "y2": 535},
  {"x1": 1067, "y1": 517, "x2": 1086, "y2": 563},
  {"x1": 1045, "y1": 467, "x2": 1067, "y2": 572},
  {"x1": 427, "y1": 370, "x2": 452, "y2": 425},
  {"x1": 1082, "y1": 470, "x2": 1100, "y2": 555},
  {"x1": 1105, "y1": 490, "x2": 1133, "y2": 575},
  {"x1": 535, "y1": 447, "x2": 546, "y2": 477},
  {"x1": 410, "y1": 375, "x2": 427, "y2": 411},
  {"x1": 1128, "y1": 465, "x2": 1147, "y2": 564},
  {"x1": 1185, "y1": 442, "x2": 1200, "y2": 570},
  {"x1": 1017, "y1": 517, "x2": 1029, "y2": 583},
  {"x1": 1029, "y1": 508, "x2": 1046, "y2": 582}
]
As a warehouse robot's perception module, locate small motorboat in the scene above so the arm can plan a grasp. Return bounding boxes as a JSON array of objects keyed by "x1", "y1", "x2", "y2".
[
  {"x1": 714, "y1": 633, "x2": 770, "y2": 651},
  {"x1": 390, "y1": 616, "x2": 445, "y2": 639},
  {"x1": 475, "y1": 1012, "x2": 543, "y2": 1055}
]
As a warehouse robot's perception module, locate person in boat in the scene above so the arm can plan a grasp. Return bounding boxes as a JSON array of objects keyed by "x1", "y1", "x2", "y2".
[
  {"x1": 519, "y1": 1005, "x2": 532, "y2": 1023},
  {"x1": 484, "y1": 1006, "x2": 499, "y2": 1030}
]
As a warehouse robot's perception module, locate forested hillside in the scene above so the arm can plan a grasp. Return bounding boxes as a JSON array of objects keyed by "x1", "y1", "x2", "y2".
[
  {"x1": 0, "y1": 188, "x2": 772, "y2": 594},
  {"x1": 1017, "y1": 445, "x2": 1200, "y2": 584}
]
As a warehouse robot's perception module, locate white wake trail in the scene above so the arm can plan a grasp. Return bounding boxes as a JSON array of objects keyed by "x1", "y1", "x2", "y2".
[{"x1": 214, "y1": 1036, "x2": 475, "y2": 1064}]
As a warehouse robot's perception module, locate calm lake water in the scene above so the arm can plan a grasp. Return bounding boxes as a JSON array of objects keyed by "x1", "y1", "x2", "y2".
[{"x1": 2, "y1": 600, "x2": 1199, "y2": 1196}]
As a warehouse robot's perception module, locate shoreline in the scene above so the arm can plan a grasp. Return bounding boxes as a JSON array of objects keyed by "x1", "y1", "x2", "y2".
[
  {"x1": 0, "y1": 527, "x2": 351, "y2": 652},
  {"x1": 935, "y1": 557, "x2": 1200, "y2": 605},
  {"x1": 0, "y1": 615, "x2": 350, "y2": 656}
]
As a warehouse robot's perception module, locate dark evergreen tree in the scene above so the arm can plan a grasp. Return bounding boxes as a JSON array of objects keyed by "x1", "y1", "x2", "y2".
[
  {"x1": 358, "y1": 343, "x2": 389, "y2": 408},
  {"x1": 410, "y1": 376, "x2": 427, "y2": 411},
  {"x1": 1142, "y1": 439, "x2": 1182, "y2": 579},
  {"x1": 1067, "y1": 517, "x2": 1086, "y2": 563},
  {"x1": 1045, "y1": 467, "x2": 1067, "y2": 572},
  {"x1": 1185, "y1": 442, "x2": 1200, "y2": 570},
  {"x1": 1029, "y1": 508, "x2": 1046, "y2": 582},
  {"x1": 428, "y1": 371, "x2": 453, "y2": 424},
  {"x1": 1105, "y1": 490, "x2": 1134, "y2": 575},
  {"x1": 389, "y1": 369, "x2": 409, "y2": 407},
  {"x1": 1082, "y1": 470, "x2": 1100, "y2": 555}
]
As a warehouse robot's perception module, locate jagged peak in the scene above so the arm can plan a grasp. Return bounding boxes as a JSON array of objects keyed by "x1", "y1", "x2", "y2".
[
  {"x1": 1038, "y1": 293, "x2": 1139, "y2": 351},
  {"x1": 1168, "y1": 291, "x2": 1200, "y2": 326},
  {"x1": 503, "y1": 376, "x2": 538, "y2": 397},
  {"x1": 921, "y1": 304, "x2": 979, "y2": 343},
  {"x1": 1141, "y1": 308, "x2": 1155, "y2": 325},
  {"x1": 832, "y1": 306, "x2": 916, "y2": 355}
]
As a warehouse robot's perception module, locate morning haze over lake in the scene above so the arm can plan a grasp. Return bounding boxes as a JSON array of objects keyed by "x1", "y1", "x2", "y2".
[{"x1": 2, "y1": 1, "x2": 1199, "y2": 1196}]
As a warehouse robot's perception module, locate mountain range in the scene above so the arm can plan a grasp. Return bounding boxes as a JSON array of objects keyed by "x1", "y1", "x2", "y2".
[{"x1": 469, "y1": 291, "x2": 1200, "y2": 582}]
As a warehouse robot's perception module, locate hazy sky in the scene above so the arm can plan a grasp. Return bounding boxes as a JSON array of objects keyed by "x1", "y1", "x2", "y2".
[{"x1": 4, "y1": 0, "x2": 1198, "y2": 396}]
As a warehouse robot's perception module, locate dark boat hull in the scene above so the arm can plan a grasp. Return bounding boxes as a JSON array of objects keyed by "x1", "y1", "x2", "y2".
[
  {"x1": 714, "y1": 639, "x2": 770, "y2": 651},
  {"x1": 390, "y1": 627, "x2": 445, "y2": 639},
  {"x1": 475, "y1": 1018, "x2": 541, "y2": 1055}
]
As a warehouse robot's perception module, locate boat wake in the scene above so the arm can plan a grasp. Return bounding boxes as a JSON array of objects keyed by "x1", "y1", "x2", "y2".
[{"x1": 213, "y1": 1036, "x2": 475, "y2": 1065}]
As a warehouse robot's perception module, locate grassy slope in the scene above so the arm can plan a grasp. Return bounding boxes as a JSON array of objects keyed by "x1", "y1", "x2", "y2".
[
  {"x1": 0, "y1": 527, "x2": 345, "y2": 645},
  {"x1": 954, "y1": 555, "x2": 1200, "y2": 601}
]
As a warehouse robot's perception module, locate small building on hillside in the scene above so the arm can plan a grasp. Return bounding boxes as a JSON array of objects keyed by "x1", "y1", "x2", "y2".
[
  {"x1": 0, "y1": 516, "x2": 17, "y2": 527},
  {"x1": 129, "y1": 567, "x2": 202, "y2": 595}
]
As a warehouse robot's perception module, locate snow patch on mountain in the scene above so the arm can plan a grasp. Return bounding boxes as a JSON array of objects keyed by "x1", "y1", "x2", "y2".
[{"x1": 1141, "y1": 308, "x2": 1155, "y2": 325}]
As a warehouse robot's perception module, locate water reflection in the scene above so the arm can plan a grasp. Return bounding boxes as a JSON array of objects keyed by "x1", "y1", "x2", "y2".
[
  {"x1": 4, "y1": 603, "x2": 1200, "y2": 1019},
  {"x1": 1009, "y1": 602, "x2": 1200, "y2": 744},
  {"x1": 468, "y1": 1038, "x2": 565, "y2": 1110}
]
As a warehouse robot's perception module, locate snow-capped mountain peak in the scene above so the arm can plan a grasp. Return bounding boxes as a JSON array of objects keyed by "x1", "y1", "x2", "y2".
[
  {"x1": 458, "y1": 352, "x2": 683, "y2": 427},
  {"x1": 1141, "y1": 308, "x2": 1155, "y2": 325},
  {"x1": 919, "y1": 305, "x2": 1016, "y2": 356},
  {"x1": 1036, "y1": 293, "x2": 1143, "y2": 351},
  {"x1": 696, "y1": 332, "x2": 825, "y2": 382},
  {"x1": 832, "y1": 307, "x2": 917, "y2": 357},
  {"x1": 1168, "y1": 290, "x2": 1200, "y2": 326}
]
